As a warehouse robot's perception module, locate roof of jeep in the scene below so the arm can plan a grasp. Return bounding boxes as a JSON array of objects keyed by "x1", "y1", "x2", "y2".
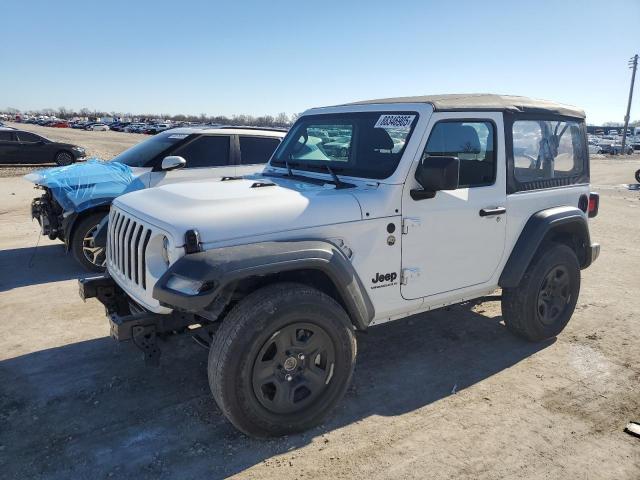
[
  {"x1": 342, "y1": 94, "x2": 585, "y2": 119},
  {"x1": 162, "y1": 126, "x2": 287, "y2": 137}
]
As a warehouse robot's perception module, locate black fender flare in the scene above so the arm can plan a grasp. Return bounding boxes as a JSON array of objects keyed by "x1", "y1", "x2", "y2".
[
  {"x1": 153, "y1": 240, "x2": 375, "y2": 330},
  {"x1": 62, "y1": 203, "x2": 111, "y2": 251},
  {"x1": 499, "y1": 206, "x2": 591, "y2": 288}
]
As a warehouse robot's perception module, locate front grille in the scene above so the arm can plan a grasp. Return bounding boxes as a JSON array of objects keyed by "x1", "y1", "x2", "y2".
[{"x1": 107, "y1": 208, "x2": 153, "y2": 290}]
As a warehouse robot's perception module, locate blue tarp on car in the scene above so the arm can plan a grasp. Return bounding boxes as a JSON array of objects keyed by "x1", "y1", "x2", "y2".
[{"x1": 24, "y1": 159, "x2": 146, "y2": 212}]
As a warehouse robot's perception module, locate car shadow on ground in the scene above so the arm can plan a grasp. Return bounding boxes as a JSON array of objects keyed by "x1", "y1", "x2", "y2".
[
  {"x1": 0, "y1": 305, "x2": 553, "y2": 479},
  {"x1": 0, "y1": 244, "x2": 87, "y2": 292}
]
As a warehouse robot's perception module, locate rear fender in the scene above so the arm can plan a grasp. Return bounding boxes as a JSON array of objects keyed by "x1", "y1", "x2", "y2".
[{"x1": 499, "y1": 206, "x2": 591, "y2": 288}]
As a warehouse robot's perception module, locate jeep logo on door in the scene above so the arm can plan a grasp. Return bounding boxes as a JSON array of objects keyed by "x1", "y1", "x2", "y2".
[{"x1": 371, "y1": 272, "x2": 398, "y2": 289}]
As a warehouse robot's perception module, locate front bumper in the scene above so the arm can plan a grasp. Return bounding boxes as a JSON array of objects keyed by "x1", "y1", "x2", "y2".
[
  {"x1": 79, "y1": 274, "x2": 200, "y2": 364},
  {"x1": 72, "y1": 149, "x2": 86, "y2": 160}
]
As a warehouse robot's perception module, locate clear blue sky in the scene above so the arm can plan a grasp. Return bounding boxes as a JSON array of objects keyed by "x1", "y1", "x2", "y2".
[{"x1": 1, "y1": 0, "x2": 639, "y2": 124}]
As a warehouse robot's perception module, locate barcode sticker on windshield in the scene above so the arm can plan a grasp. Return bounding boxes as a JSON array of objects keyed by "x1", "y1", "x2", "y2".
[
  {"x1": 168, "y1": 134, "x2": 188, "y2": 139},
  {"x1": 374, "y1": 114, "x2": 415, "y2": 130}
]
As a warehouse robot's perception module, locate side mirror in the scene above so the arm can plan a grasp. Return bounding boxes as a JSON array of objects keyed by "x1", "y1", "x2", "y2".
[
  {"x1": 161, "y1": 156, "x2": 186, "y2": 171},
  {"x1": 411, "y1": 156, "x2": 460, "y2": 200}
]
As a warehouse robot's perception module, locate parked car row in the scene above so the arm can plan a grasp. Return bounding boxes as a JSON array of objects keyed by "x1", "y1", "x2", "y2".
[
  {"x1": 18, "y1": 116, "x2": 206, "y2": 135},
  {"x1": 588, "y1": 133, "x2": 637, "y2": 155}
]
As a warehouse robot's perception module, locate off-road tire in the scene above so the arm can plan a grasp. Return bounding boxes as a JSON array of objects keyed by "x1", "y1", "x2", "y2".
[
  {"x1": 55, "y1": 151, "x2": 74, "y2": 166},
  {"x1": 71, "y1": 213, "x2": 107, "y2": 272},
  {"x1": 208, "y1": 282, "x2": 357, "y2": 437},
  {"x1": 502, "y1": 243, "x2": 580, "y2": 342}
]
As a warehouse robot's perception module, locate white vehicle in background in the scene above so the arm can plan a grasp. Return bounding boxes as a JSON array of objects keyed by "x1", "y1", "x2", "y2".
[
  {"x1": 148, "y1": 123, "x2": 172, "y2": 134},
  {"x1": 588, "y1": 139, "x2": 603, "y2": 154},
  {"x1": 28, "y1": 127, "x2": 285, "y2": 271},
  {"x1": 608, "y1": 129, "x2": 619, "y2": 135},
  {"x1": 124, "y1": 123, "x2": 147, "y2": 133},
  {"x1": 88, "y1": 123, "x2": 110, "y2": 131}
]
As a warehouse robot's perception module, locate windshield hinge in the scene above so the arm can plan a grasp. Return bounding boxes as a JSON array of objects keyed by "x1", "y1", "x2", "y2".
[
  {"x1": 402, "y1": 217, "x2": 421, "y2": 234},
  {"x1": 400, "y1": 268, "x2": 420, "y2": 285}
]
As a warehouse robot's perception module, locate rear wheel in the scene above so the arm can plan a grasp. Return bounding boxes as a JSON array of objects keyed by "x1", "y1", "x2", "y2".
[
  {"x1": 502, "y1": 243, "x2": 580, "y2": 341},
  {"x1": 208, "y1": 283, "x2": 356, "y2": 437},
  {"x1": 71, "y1": 213, "x2": 107, "y2": 272},
  {"x1": 635, "y1": 169, "x2": 640, "y2": 184},
  {"x1": 55, "y1": 151, "x2": 74, "y2": 166}
]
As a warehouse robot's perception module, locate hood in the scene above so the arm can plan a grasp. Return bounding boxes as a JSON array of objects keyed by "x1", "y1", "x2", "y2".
[
  {"x1": 114, "y1": 177, "x2": 363, "y2": 245},
  {"x1": 24, "y1": 160, "x2": 146, "y2": 212}
]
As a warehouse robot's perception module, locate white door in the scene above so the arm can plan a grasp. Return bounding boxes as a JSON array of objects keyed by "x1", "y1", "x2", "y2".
[
  {"x1": 147, "y1": 134, "x2": 237, "y2": 187},
  {"x1": 400, "y1": 112, "x2": 507, "y2": 300}
]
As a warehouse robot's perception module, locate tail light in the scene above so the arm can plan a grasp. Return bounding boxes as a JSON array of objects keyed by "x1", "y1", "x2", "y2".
[{"x1": 588, "y1": 192, "x2": 599, "y2": 218}]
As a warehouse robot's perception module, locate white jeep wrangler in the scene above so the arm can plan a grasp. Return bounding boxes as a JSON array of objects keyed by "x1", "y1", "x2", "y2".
[{"x1": 80, "y1": 94, "x2": 600, "y2": 437}]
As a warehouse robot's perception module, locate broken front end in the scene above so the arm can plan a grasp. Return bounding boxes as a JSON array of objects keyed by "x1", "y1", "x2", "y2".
[{"x1": 31, "y1": 186, "x2": 66, "y2": 241}]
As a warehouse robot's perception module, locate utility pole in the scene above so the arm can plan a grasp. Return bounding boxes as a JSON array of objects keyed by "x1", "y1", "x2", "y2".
[{"x1": 621, "y1": 54, "x2": 638, "y2": 155}]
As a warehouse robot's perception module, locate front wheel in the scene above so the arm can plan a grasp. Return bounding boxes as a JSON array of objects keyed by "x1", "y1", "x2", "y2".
[
  {"x1": 55, "y1": 151, "x2": 74, "y2": 166},
  {"x1": 635, "y1": 169, "x2": 640, "y2": 184},
  {"x1": 71, "y1": 213, "x2": 107, "y2": 272},
  {"x1": 502, "y1": 243, "x2": 580, "y2": 342},
  {"x1": 208, "y1": 283, "x2": 357, "y2": 437}
]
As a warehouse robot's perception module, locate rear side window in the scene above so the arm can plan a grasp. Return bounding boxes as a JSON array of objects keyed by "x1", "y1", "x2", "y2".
[
  {"x1": 17, "y1": 132, "x2": 41, "y2": 142},
  {"x1": 512, "y1": 120, "x2": 586, "y2": 185},
  {"x1": 0, "y1": 131, "x2": 15, "y2": 141},
  {"x1": 423, "y1": 121, "x2": 496, "y2": 187},
  {"x1": 239, "y1": 136, "x2": 281, "y2": 164},
  {"x1": 172, "y1": 135, "x2": 230, "y2": 168}
]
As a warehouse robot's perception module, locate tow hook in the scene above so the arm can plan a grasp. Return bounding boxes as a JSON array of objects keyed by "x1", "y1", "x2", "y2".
[{"x1": 132, "y1": 324, "x2": 161, "y2": 366}]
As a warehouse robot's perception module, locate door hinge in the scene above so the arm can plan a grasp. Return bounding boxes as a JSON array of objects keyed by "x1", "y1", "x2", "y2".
[
  {"x1": 401, "y1": 268, "x2": 420, "y2": 285},
  {"x1": 402, "y1": 217, "x2": 421, "y2": 234}
]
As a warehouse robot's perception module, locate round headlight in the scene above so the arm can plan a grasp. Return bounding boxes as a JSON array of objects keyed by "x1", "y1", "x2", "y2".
[{"x1": 161, "y1": 236, "x2": 170, "y2": 266}]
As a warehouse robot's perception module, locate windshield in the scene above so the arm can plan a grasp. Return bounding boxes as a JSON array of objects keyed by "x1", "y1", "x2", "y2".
[
  {"x1": 270, "y1": 112, "x2": 418, "y2": 179},
  {"x1": 111, "y1": 131, "x2": 190, "y2": 167}
]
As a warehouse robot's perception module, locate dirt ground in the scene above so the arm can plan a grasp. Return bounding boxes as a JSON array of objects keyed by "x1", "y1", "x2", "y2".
[{"x1": 0, "y1": 148, "x2": 639, "y2": 479}]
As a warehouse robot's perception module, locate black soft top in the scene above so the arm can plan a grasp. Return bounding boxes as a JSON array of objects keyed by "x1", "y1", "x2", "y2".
[{"x1": 342, "y1": 94, "x2": 585, "y2": 119}]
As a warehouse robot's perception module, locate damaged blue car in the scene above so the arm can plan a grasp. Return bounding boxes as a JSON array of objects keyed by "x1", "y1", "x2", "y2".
[{"x1": 25, "y1": 127, "x2": 285, "y2": 271}]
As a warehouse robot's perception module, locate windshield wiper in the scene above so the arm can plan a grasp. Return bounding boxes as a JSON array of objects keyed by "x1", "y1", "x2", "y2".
[{"x1": 268, "y1": 160, "x2": 354, "y2": 189}]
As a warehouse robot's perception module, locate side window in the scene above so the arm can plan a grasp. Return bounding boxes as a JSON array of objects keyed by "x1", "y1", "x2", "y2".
[
  {"x1": 17, "y1": 132, "x2": 42, "y2": 143},
  {"x1": 239, "y1": 136, "x2": 281, "y2": 164},
  {"x1": 512, "y1": 120, "x2": 584, "y2": 183},
  {"x1": 423, "y1": 121, "x2": 496, "y2": 187},
  {"x1": 0, "y1": 131, "x2": 15, "y2": 141},
  {"x1": 172, "y1": 135, "x2": 230, "y2": 168}
]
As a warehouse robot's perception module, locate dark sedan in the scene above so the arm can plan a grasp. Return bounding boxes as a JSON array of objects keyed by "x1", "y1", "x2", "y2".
[{"x1": 0, "y1": 128, "x2": 86, "y2": 165}]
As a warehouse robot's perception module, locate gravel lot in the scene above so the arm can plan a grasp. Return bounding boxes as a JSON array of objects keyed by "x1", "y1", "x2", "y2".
[{"x1": 0, "y1": 138, "x2": 639, "y2": 478}]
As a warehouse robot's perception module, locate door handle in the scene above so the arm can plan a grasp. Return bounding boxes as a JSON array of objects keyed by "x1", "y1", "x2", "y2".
[{"x1": 479, "y1": 207, "x2": 506, "y2": 217}]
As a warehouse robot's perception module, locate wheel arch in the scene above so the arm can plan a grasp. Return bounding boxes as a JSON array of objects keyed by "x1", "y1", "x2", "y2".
[
  {"x1": 153, "y1": 240, "x2": 375, "y2": 330},
  {"x1": 64, "y1": 205, "x2": 110, "y2": 251},
  {"x1": 499, "y1": 206, "x2": 591, "y2": 288}
]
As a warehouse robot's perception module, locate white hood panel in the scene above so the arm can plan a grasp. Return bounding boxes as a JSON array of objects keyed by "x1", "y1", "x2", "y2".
[{"x1": 114, "y1": 177, "x2": 363, "y2": 245}]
